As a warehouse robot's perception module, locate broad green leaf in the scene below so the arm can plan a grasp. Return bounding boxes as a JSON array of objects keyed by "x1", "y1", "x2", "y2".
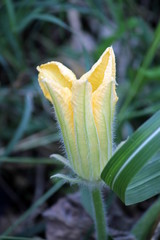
[
  {"x1": 127, "y1": 153, "x2": 160, "y2": 204},
  {"x1": 101, "y1": 110, "x2": 160, "y2": 205}
]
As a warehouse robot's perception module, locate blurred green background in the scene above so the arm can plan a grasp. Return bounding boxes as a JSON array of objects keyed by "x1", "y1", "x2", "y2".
[{"x1": 0, "y1": 0, "x2": 160, "y2": 239}]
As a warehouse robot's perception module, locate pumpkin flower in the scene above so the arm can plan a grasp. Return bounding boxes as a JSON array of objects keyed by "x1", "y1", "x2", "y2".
[{"x1": 37, "y1": 47, "x2": 118, "y2": 183}]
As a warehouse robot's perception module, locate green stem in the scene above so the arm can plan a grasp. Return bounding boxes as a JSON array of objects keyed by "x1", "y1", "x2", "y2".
[{"x1": 90, "y1": 188, "x2": 107, "y2": 240}]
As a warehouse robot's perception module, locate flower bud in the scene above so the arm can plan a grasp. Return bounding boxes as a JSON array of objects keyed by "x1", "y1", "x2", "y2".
[{"x1": 37, "y1": 47, "x2": 118, "y2": 182}]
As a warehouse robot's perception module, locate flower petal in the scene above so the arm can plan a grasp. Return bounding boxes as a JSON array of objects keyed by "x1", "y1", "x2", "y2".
[
  {"x1": 37, "y1": 61, "x2": 76, "y2": 103},
  {"x1": 80, "y1": 47, "x2": 115, "y2": 92},
  {"x1": 92, "y1": 52, "x2": 118, "y2": 169},
  {"x1": 37, "y1": 76, "x2": 78, "y2": 171},
  {"x1": 72, "y1": 79, "x2": 101, "y2": 181}
]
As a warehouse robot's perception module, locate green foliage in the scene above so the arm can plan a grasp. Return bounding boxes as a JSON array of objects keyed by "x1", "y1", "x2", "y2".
[{"x1": 101, "y1": 110, "x2": 160, "y2": 205}]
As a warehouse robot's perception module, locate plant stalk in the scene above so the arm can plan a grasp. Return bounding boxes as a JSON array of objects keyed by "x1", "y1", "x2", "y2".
[{"x1": 90, "y1": 187, "x2": 107, "y2": 240}]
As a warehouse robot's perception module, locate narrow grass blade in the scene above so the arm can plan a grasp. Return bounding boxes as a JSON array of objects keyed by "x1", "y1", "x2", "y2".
[
  {"x1": 140, "y1": 67, "x2": 160, "y2": 80},
  {"x1": 122, "y1": 103, "x2": 160, "y2": 120},
  {"x1": 4, "y1": 94, "x2": 33, "y2": 156},
  {"x1": 0, "y1": 55, "x2": 13, "y2": 81},
  {"x1": 101, "y1": 110, "x2": 160, "y2": 205},
  {"x1": 14, "y1": 8, "x2": 42, "y2": 32},
  {"x1": 1, "y1": 13, "x2": 23, "y2": 66},
  {"x1": 5, "y1": 0, "x2": 16, "y2": 31},
  {"x1": 120, "y1": 22, "x2": 160, "y2": 117},
  {"x1": 0, "y1": 236, "x2": 42, "y2": 240},
  {"x1": 14, "y1": 132, "x2": 60, "y2": 152},
  {"x1": 132, "y1": 197, "x2": 160, "y2": 240},
  {"x1": 0, "y1": 157, "x2": 62, "y2": 165},
  {"x1": 0, "y1": 132, "x2": 60, "y2": 156},
  {"x1": 2, "y1": 180, "x2": 64, "y2": 236},
  {"x1": 17, "y1": 13, "x2": 72, "y2": 33}
]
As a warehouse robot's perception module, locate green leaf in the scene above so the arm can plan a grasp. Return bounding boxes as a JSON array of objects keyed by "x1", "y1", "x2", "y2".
[
  {"x1": 0, "y1": 236, "x2": 40, "y2": 240},
  {"x1": 127, "y1": 153, "x2": 160, "y2": 204},
  {"x1": 119, "y1": 22, "x2": 160, "y2": 117},
  {"x1": 5, "y1": 0, "x2": 17, "y2": 31},
  {"x1": 14, "y1": 132, "x2": 60, "y2": 152},
  {"x1": 101, "y1": 110, "x2": 160, "y2": 205},
  {"x1": 17, "y1": 13, "x2": 72, "y2": 33},
  {"x1": 122, "y1": 103, "x2": 160, "y2": 120},
  {"x1": 0, "y1": 157, "x2": 62, "y2": 165},
  {"x1": 132, "y1": 197, "x2": 160, "y2": 240},
  {"x1": 4, "y1": 94, "x2": 33, "y2": 156},
  {"x1": 140, "y1": 67, "x2": 160, "y2": 80}
]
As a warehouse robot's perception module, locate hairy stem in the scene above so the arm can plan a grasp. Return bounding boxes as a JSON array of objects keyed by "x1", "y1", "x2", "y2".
[{"x1": 90, "y1": 187, "x2": 107, "y2": 240}]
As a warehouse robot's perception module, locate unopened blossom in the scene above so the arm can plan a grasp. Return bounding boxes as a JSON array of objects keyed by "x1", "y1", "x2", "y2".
[{"x1": 37, "y1": 47, "x2": 118, "y2": 182}]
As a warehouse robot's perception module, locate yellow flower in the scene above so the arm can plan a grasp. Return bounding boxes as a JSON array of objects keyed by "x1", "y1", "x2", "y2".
[{"x1": 37, "y1": 47, "x2": 118, "y2": 182}]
